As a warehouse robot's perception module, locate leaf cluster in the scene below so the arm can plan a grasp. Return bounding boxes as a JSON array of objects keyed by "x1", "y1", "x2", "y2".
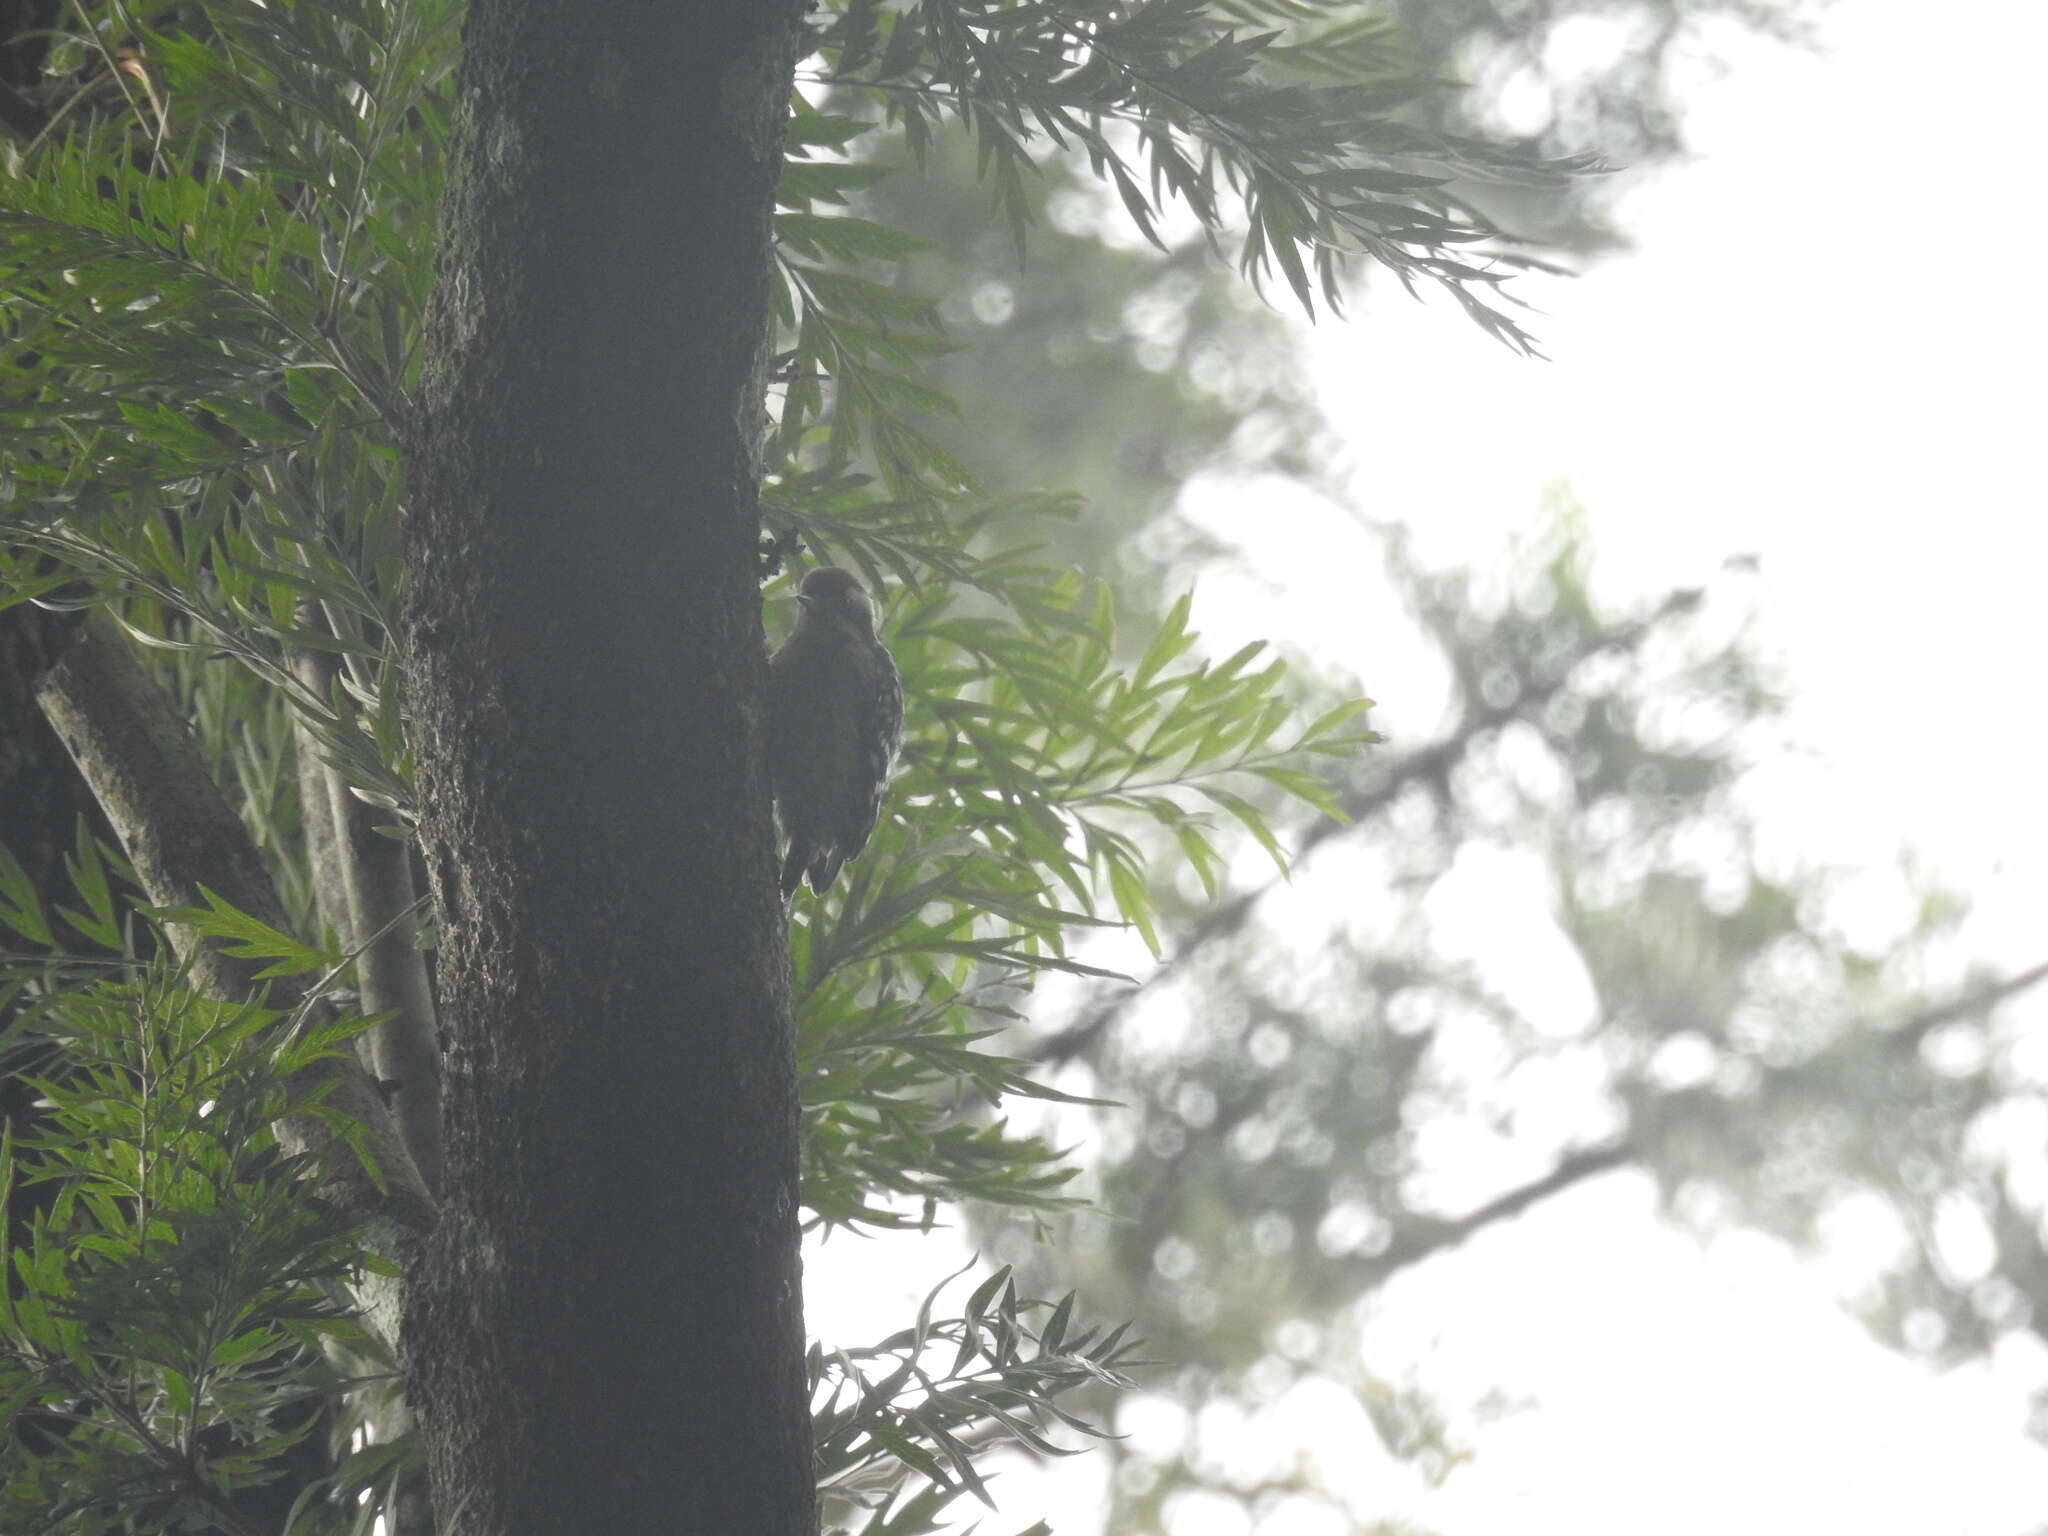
[
  {"x1": 0, "y1": 0, "x2": 452, "y2": 826},
  {"x1": 771, "y1": 1, "x2": 1591, "y2": 510},
  {"x1": 813, "y1": 1262, "x2": 1139, "y2": 1533},
  {"x1": 0, "y1": 923, "x2": 395, "y2": 1534},
  {"x1": 791, "y1": 557, "x2": 1372, "y2": 1236},
  {"x1": 801, "y1": 0, "x2": 1593, "y2": 350}
]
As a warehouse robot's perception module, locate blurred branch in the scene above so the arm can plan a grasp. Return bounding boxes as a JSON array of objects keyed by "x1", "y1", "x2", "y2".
[
  {"x1": 1888, "y1": 957, "x2": 2048, "y2": 1052},
  {"x1": 1339, "y1": 962, "x2": 2048, "y2": 1285},
  {"x1": 1357, "y1": 1137, "x2": 1638, "y2": 1288},
  {"x1": 1032, "y1": 584, "x2": 1706, "y2": 1066}
]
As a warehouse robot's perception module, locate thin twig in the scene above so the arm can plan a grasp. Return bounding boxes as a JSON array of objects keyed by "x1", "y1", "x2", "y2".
[{"x1": 1349, "y1": 961, "x2": 2048, "y2": 1286}]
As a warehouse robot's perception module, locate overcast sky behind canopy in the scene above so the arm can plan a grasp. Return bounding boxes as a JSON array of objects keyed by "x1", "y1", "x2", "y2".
[{"x1": 813, "y1": 2, "x2": 2048, "y2": 1529}]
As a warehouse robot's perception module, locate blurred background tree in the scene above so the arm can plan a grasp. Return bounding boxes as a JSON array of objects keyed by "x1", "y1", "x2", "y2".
[
  {"x1": 855, "y1": 0, "x2": 1841, "y2": 567},
  {"x1": 989, "y1": 515, "x2": 2048, "y2": 1529},
  {"x1": 820, "y1": 0, "x2": 2048, "y2": 1531}
]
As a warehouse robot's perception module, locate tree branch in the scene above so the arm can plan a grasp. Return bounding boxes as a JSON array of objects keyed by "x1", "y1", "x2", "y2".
[
  {"x1": 36, "y1": 615, "x2": 436, "y2": 1243},
  {"x1": 1339, "y1": 961, "x2": 2048, "y2": 1288},
  {"x1": 293, "y1": 637, "x2": 443, "y2": 1198},
  {"x1": 1889, "y1": 957, "x2": 2048, "y2": 1053},
  {"x1": 1357, "y1": 1137, "x2": 1637, "y2": 1289}
]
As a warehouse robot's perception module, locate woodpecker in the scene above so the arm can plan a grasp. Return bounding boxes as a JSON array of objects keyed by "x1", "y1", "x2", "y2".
[{"x1": 768, "y1": 565, "x2": 904, "y2": 898}]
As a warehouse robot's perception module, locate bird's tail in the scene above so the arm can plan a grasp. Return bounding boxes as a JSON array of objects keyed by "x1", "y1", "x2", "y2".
[
  {"x1": 780, "y1": 838, "x2": 847, "y2": 899},
  {"x1": 779, "y1": 842, "x2": 809, "y2": 900}
]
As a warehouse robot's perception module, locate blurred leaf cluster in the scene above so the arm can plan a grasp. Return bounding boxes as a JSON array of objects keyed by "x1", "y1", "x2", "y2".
[{"x1": 975, "y1": 504, "x2": 2048, "y2": 1531}]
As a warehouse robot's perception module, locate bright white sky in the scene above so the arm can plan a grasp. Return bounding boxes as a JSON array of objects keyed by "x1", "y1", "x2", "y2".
[{"x1": 811, "y1": 2, "x2": 2048, "y2": 1531}]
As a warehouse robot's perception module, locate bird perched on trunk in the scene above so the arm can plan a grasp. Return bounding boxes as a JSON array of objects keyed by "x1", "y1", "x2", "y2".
[{"x1": 768, "y1": 565, "x2": 904, "y2": 898}]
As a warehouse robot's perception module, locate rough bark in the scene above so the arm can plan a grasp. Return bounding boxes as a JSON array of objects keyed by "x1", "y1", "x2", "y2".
[{"x1": 402, "y1": 5, "x2": 811, "y2": 1534}]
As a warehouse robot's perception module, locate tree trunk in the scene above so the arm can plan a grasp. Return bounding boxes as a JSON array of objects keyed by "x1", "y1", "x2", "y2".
[{"x1": 402, "y1": 5, "x2": 811, "y2": 1534}]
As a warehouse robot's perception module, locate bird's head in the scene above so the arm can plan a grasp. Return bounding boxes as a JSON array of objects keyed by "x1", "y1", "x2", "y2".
[{"x1": 794, "y1": 565, "x2": 878, "y2": 638}]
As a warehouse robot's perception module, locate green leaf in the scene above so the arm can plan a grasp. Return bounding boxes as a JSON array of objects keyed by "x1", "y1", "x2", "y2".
[
  {"x1": 1299, "y1": 695, "x2": 1376, "y2": 742},
  {"x1": 0, "y1": 843, "x2": 53, "y2": 948},
  {"x1": 1195, "y1": 784, "x2": 1290, "y2": 875},
  {"x1": 55, "y1": 825, "x2": 124, "y2": 952},
  {"x1": 1106, "y1": 858, "x2": 1161, "y2": 958},
  {"x1": 1252, "y1": 763, "x2": 1347, "y2": 819},
  {"x1": 147, "y1": 887, "x2": 333, "y2": 978}
]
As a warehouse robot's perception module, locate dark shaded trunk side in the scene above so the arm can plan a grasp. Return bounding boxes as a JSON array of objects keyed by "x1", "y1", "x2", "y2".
[
  {"x1": 0, "y1": 607, "x2": 96, "y2": 1231},
  {"x1": 403, "y1": 5, "x2": 811, "y2": 1534}
]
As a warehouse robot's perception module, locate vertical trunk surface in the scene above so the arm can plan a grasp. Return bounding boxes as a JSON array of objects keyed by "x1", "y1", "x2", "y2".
[{"x1": 403, "y1": 5, "x2": 810, "y2": 1533}]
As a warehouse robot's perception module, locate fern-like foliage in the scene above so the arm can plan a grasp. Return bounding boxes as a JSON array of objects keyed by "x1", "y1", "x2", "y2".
[
  {"x1": 803, "y1": 1, "x2": 1590, "y2": 333},
  {"x1": 0, "y1": 942, "x2": 391, "y2": 1536}
]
